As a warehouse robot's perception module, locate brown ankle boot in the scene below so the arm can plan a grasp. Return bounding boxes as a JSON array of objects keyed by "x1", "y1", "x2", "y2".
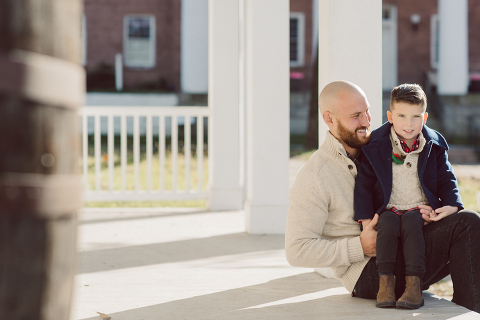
[
  {"x1": 396, "y1": 276, "x2": 424, "y2": 309},
  {"x1": 376, "y1": 274, "x2": 396, "y2": 308}
]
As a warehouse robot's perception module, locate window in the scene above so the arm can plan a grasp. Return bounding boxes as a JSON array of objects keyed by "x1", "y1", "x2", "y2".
[
  {"x1": 430, "y1": 14, "x2": 439, "y2": 69},
  {"x1": 123, "y1": 15, "x2": 156, "y2": 68},
  {"x1": 290, "y1": 12, "x2": 305, "y2": 67}
]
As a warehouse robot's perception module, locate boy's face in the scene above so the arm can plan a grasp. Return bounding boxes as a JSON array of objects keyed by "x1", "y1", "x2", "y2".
[{"x1": 387, "y1": 102, "x2": 428, "y2": 146}]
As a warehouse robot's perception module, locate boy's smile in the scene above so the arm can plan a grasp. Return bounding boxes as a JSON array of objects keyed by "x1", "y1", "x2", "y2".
[{"x1": 387, "y1": 102, "x2": 428, "y2": 148}]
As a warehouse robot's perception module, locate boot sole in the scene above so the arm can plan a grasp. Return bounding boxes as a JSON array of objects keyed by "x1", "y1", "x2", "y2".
[
  {"x1": 376, "y1": 301, "x2": 396, "y2": 308},
  {"x1": 396, "y1": 299, "x2": 424, "y2": 309}
]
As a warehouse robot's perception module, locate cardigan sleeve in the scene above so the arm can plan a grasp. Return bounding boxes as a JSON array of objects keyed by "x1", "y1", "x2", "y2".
[
  {"x1": 354, "y1": 155, "x2": 378, "y2": 221},
  {"x1": 285, "y1": 162, "x2": 365, "y2": 269}
]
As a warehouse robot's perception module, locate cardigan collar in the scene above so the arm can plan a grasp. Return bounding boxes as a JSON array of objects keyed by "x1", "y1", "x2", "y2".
[
  {"x1": 389, "y1": 126, "x2": 426, "y2": 156},
  {"x1": 322, "y1": 131, "x2": 350, "y2": 158}
]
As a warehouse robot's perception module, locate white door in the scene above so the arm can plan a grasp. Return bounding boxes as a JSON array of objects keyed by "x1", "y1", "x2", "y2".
[{"x1": 382, "y1": 5, "x2": 397, "y2": 90}]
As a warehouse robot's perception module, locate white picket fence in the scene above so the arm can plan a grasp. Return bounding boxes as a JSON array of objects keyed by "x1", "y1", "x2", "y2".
[{"x1": 80, "y1": 106, "x2": 209, "y2": 202}]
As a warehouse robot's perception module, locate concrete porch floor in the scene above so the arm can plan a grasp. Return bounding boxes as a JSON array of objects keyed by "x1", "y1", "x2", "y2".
[{"x1": 72, "y1": 208, "x2": 480, "y2": 320}]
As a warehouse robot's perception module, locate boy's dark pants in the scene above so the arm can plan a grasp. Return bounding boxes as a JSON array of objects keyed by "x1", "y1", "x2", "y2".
[
  {"x1": 376, "y1": 209, "x2": 425, "y2": 277},
  {"x1": 352, "y1": 210, "x2": 480, "y2": 313}
]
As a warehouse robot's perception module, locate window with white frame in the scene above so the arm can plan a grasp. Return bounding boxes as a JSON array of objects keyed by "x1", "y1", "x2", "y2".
[
  {"x1": 123, "y1": 15, "x2": 156, "y2": 68},
  {"x1": 430, "y1": 14, "x2": 439, "y2": 69},
  {"x1": 290, "y1": 12, "x2": 305, "y2": 67}
]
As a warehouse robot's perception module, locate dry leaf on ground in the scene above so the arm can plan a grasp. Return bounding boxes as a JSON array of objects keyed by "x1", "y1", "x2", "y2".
[{"x1": 97, "y1": 311, "x2": 112, "y2": 320}]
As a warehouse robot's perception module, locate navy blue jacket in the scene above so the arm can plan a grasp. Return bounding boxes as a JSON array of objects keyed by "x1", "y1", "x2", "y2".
[{"x1": 354, "y1": 122, "x2": 463, "y2": 221}]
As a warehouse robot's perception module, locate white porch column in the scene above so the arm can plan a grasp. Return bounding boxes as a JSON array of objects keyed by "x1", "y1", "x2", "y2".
[
  {"x1": 181, "y1": 0, "x2": 208, "y2": 93},
  {"x1": 437, "y1": 0, "x2": 469, "y2": 95},
  {"x1": 317, "y1": 0, "x2": 383, "y2": 145},
  {"x1": 207, "y1": 0, "x2": 243, "y2": 210},
  {"x1": 242, "y1": 0, "x2": 290, "y2": 234}
]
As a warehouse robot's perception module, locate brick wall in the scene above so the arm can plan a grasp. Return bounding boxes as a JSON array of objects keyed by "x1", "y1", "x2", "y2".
[
  {"x1": 469, "y1": 1, "x2": 480, "y2": 75},
  {"x1": 384, "y1": 0, "x2": 480, "y2": 88},
  {"x1": 383, "y1": 0, "x2": 437, "y2": 87},
  {"x1": 84, "y1": 0, "x2": 181, "y2": 91}
]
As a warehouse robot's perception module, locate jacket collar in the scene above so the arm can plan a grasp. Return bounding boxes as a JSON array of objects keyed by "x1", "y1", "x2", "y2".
[{"x1": 371, "y1": 122, "x2": 449, "y2": 151}]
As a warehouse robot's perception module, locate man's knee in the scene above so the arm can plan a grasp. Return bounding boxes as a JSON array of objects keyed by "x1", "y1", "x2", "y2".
[{"x1": 457, "y1": 209, "x2": 480, "y2": 225}]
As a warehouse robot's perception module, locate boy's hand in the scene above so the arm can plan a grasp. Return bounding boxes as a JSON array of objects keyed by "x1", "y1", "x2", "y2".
[
  {"x1": 360, "y1": 214, "x2": 378, "y2": 257},
  {"x1": 429, "y1": 206, "x2": 458, "y2": 222},
  {"x1": 418, "y1": 204, "x2": 434, "y2": 225}
]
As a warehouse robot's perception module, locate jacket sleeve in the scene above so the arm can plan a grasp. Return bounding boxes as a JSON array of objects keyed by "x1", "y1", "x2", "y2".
[
  {"x1": 285, "y1": 163, "x2": 365, "y2": 269},
  {"x1": 435, "y1": 148, "x2": 464, "y2": 209},
  {"x1": 354, "y1": 156, "x2": 378, "y2": 221}
]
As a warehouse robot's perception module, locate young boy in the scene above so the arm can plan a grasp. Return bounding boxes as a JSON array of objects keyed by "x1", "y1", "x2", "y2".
[{"x1": 354, "y1": 83, "x2": 463, "y2": 309}]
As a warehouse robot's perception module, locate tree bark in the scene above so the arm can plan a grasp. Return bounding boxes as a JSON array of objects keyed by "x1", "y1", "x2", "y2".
[{"x1": 0, "y1": 0, "x2": 84, "y2": 319}]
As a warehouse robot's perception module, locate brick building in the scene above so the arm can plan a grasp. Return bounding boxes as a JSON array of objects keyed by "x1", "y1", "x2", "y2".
[
  {"x1": 382, "y1": 0, "x2": 480, "y2": 92},
  {"x1": 83, "y1": 0, "x2": 182, "y2": 92},
  {"x1": 82, "y1": 0, "x2": 316, "y2": 94}
]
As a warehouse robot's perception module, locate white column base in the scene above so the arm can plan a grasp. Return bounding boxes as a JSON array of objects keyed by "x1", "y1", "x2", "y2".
[
  {"x1": 245, "y1": 203, "x2": 288, "y2": 235},
  {"x1": 209, "y1": 187, "x2": 243, "y2": 211}
]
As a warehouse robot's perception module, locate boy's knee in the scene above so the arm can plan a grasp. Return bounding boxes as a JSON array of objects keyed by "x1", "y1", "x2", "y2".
[{"x1": 378, "y1": 211, "x2": 400, "y2": 230}]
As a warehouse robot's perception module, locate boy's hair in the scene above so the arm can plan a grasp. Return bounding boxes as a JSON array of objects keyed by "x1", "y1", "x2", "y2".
[{"x1": 390, "y1": 83, "x2": 427, "y2": 111}]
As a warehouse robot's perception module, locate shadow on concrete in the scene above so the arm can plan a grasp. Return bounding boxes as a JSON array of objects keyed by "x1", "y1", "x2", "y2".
[
  {"x1": 77, "y1": 233, "x2": 284, "y2": 274},
  {"x1": 79, "y1": 272, "x2": 477, "y2": 320}
]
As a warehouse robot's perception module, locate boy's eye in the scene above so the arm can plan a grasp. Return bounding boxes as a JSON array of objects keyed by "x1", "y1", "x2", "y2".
[
  {"x1": 399, "y1": 114, "x2": 405, "y2": 118},
  {"x1": 415, "y1": 115, "x2": 421, "y2": 118}
]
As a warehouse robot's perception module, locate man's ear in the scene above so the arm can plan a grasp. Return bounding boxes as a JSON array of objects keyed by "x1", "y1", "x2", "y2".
[
  {"x1": 423, "y1": 112, "x2": 428, "y2": 125},
  {"x1": 322, "y1": 111, "x2": 333, "y2": 125},
  {"x1": 387, "y1": 110, "x2": 393, "y2": 124}
]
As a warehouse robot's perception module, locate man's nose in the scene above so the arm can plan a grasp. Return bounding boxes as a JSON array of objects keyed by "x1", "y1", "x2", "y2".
[{"x1": 362, "y1": 113, "x2": 371, "y2": 127}]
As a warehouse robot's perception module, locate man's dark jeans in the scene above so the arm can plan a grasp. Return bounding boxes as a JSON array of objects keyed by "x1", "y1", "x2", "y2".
[{"x1": 352, "y1": 210, "x2": 480, "y2": 313}]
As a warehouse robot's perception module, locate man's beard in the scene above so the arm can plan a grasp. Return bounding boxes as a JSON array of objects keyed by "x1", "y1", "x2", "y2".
[{"x1": 337, "y1": 121, "x2": 371, "y2": 149}]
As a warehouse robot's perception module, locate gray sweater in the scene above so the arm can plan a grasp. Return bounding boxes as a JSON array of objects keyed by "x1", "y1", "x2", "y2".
[{"x1": 285, "y1": 131, "x2": 370, "y2": 292}]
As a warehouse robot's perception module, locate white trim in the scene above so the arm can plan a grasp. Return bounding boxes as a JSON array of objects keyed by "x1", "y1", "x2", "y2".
[
  {"x1": 290, "y1": 12, "x2": 305, "y2": 67},
  {"x1": 123, "y1": 15, "x2": 156, "y2": 68},
  {"x1": 82, "y1": 15, "x2": 87, "y2": 66},
  {"x1": 382, "y1": 4, "x2": 398, "y2": 90},
  {"x1": 430, "y1": 14, "x2": 439, "y2": 69}
]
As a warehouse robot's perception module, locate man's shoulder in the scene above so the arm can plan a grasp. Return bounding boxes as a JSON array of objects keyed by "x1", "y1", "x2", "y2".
[{"x1": 297, "y1": 149, "x2": 342, "y2": 179}]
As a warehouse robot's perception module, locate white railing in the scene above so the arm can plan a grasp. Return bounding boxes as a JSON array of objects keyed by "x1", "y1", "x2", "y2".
[{"x1": 80, "y1": 106, "x2": 209, "y2": 202}]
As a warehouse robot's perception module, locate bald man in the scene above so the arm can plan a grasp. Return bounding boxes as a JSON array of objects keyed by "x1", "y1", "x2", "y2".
[
  {"x1": 286, "y1": 80, "x2": 480, "y2": 313},
  {"x1": 285, "y1": 80, "x2": 375, "y2": 293}
]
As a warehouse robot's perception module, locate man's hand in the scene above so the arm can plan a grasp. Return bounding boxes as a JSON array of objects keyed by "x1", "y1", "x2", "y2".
[
  {"x1": 361, "y1": 218, "x2": 372, "y2": 228},
  {"x1": 429, "y1": 205, "x2": 458, "y2": 222},
  {"x1": 360, "y1": 213, "x2": 378, "y2": 257}
]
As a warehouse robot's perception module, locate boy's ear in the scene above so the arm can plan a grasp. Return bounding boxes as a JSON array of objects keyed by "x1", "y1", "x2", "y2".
[
  {"x1": 387, "y1": 110, "x2": 393, "y2": 124},
  {"x1": 423, "y1": 112, "x2": 428, "y2": 124}
]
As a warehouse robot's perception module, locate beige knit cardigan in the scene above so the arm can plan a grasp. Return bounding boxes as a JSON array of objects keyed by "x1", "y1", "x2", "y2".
[{"x1": 285, "y1": 131, "x2": 370, "y2": 292}]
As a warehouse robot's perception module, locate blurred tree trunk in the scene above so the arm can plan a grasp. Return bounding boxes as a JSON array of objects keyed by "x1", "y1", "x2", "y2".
[
  {"x1": 0, "y1": 0, "x2": 84, "y2": 319},
  {"x1": 304, "y1": 50, "x2": 319, "y2": 150}
]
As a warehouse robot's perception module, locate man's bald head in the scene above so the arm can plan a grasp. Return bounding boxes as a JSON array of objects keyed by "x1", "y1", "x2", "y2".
[
  {"x1": 318, "y1": 80, "x2": 366, "y2": 116},
  {"x1": 318, "y1": 80, "x2": 371, "y2": 156}
]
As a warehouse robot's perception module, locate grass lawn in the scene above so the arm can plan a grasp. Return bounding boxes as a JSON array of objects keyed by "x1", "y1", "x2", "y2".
[{"x1": 83, "y1": 148, "x2": 208, "y2": 208}]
